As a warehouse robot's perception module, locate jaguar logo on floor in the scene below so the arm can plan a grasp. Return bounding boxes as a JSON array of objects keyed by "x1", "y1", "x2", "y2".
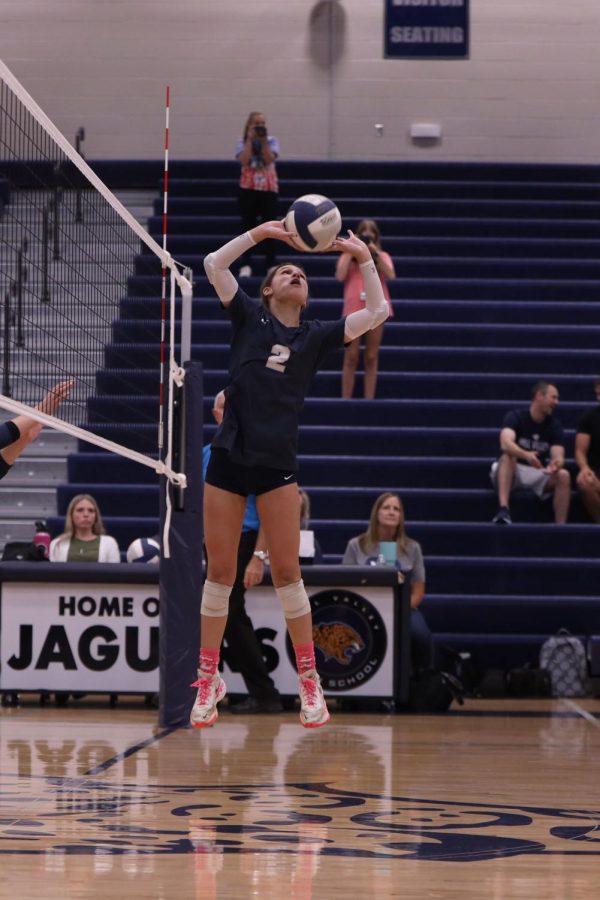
[{"x1": 1, "y1": 777, "x2": 600, "y2": 861}]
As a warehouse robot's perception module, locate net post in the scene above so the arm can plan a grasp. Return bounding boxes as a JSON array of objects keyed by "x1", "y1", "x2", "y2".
[
  {"x1": 2, "y1": 289, "x2": 11, "y2": 396},
  {"x1": 158, "y1": 360, "x2": 204, "y2": 727},
  {"x1": 181, "y1": 267, "x2": 193, "y2": 364}
]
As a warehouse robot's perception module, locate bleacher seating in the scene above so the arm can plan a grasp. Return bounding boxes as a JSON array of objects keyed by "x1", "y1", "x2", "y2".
[{"x1": 48, "y1": 159, "x2": 600, "y2": 672}]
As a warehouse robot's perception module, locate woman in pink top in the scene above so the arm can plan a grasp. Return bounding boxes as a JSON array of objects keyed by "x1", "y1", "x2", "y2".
[
  {"x1": 235, "y1": 111, "x2": 280, "y2": 278},
  {"x1": 335, "y1": 218, "x2": 395, "y2": 399}
]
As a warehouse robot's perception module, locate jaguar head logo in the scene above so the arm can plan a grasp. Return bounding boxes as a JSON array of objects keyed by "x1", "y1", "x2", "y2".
[{"x1": 313, "y1": 622, "x2": 365, "y2": 665}]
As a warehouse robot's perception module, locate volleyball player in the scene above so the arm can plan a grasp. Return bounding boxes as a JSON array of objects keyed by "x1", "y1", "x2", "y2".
[
  {"x1": 0, "y1": 381, "x2": 73, "y2": 480},
  {"x1": 193, "y1": 220, "x2": 387, "y2": 728}
]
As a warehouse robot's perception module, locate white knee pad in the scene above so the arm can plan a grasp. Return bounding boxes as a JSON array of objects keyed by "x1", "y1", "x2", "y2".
[
  {"x1": 200, "y1": 580, "x2": 232, "y2": 618},
  {"x1": 277, "y1": 579, "x2": 311, "y2": 620}
]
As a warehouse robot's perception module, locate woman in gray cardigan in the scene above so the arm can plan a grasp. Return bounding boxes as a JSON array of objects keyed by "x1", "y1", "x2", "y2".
[{"x1": 342, "y1": 492, "x2": 434, "y2": 671}]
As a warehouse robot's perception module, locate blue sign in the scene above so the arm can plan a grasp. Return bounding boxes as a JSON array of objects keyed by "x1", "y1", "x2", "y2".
[{"x1": 385, "y1": 0, "x2": 469, "y2": 59}]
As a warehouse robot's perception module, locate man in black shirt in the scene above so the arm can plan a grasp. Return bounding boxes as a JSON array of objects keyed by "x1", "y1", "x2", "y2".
[
  {"x1": 575, "y1": 377, "x2": 600, "y2": 523},
  {"x1": 490, "y1": 380, "x2": 571, "y2": 524}
]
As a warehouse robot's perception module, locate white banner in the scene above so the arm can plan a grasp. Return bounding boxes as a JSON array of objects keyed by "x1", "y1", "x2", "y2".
[
  {"x1": 1, "y1": 583, "x2": 159, "y2": 692},
  {"x1": 1, "y1": 581, "x2": 397, "y2": 697}
]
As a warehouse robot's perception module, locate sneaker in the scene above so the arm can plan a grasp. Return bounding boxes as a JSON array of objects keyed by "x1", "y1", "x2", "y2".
[
  {"x1": 492, "y1": 506, "x2": 512, "y2": 525},
  {"x1": 190, "y1": 672, "x2": 227, "y2": 728},
  {"x1": 238, "y1": 265, "x2": 252, "y2": 278},
  {"x1": 298, "y1": 670, "x2": 330, "y2": 729}
]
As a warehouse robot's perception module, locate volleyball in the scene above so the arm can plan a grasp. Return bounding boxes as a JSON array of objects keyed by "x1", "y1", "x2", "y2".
[
  {"x1": 284, "y1": 194, "x2": 342, "y2": 252},
  {"x1": 126, "y1": 536, "x2": 160, "y2": 564}
]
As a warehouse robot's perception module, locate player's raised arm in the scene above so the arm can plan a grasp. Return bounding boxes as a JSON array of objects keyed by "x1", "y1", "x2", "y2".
[
  {"x1": 0, "y1": 380, "x2": 74, "y2": 471},
  {"x1": 203, "y1": 233, "x2": 255, "y2": 305},
  {"x1": 203, "y1": 222, "x2": 299, "y2": 306},
  {"x1": 332, "y1": 231, "x2": 389, "y2": 341}
]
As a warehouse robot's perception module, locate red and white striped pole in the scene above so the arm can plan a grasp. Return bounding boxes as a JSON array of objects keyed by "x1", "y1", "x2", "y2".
[{"x1": 158, "y1": 85, "x2": 170, "y2": 452}]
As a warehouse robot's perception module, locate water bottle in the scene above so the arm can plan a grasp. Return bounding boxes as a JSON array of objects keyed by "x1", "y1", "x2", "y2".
[{"x1": 33, "y1": 520, "x2": 51, "y2": 560}]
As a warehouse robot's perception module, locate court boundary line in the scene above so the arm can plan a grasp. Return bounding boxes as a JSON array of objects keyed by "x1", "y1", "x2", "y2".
[
  {"x1": 83, "y1": 726, "x2": 180, "y2": 775},
  {"x1": 562, "y1": 698, "x2": 600, "y2": 729}
]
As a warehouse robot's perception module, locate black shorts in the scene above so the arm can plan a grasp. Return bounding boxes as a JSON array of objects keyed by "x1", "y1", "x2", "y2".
[{"x1": 205, "y1": 447, "x2": 297, "y2": 497}]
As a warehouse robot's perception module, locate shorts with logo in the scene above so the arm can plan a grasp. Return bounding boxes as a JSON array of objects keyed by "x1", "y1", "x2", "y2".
[
  {"x1": 205, "y1": 446, "x2": 297, "y2": 497},
  {"x1": 489, "y1": 460, "x2": 551, "y2": 499}
]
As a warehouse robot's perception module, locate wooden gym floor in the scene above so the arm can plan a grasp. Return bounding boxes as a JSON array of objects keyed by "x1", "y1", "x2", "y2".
[{"x1": 1, "y1": 696, "x2": 600, "y2": 899}]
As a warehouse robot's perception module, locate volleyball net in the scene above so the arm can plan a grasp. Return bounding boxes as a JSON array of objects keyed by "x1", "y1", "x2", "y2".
[{"x1": 0, "y1": 58, "x2": 189, "y2": 487}]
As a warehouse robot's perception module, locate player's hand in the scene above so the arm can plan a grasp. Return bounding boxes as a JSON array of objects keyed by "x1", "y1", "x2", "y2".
[
  {"x1": 253, "y1": 220, "x2": 298, "y2": 248},
  {"x1": 243, "y1": 556, "x2": 264, "y2": 588},
  {"x1": 329, "y1": 230, "x2": 371, "y2": 263},
  {"x1": 37, "y1": 379, "x2": 74, "y2": 415}
]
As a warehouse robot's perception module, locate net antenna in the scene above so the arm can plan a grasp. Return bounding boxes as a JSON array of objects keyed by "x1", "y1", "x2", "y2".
[{"x1": 0, "y1": 58, "x2": 189, "y2": 490}]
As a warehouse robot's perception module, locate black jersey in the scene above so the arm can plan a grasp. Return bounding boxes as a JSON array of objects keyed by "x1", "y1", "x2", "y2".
[
  {"x1": 212, "y1": 289, "x2": 346, "y2": 470},
  {"x1": 577, "y1": 405, "x2": 600, "y2": 473},
  {"x1": 502, "y1": 408, "x2": 565, "y2": 467}
]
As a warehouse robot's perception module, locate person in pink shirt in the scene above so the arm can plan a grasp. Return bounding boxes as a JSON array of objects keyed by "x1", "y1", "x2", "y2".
[
  {"x1": 235, "y1": 111, "x2": 280, "y2": 278},
  {"x1": 335, "y1": 218, "x2": 395, "y2": 399}
]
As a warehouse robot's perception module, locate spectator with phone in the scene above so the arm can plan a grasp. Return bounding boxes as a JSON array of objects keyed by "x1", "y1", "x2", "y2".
[
  {"x1": 335, "y1": 218, "x2": 395, "y2": 399},
  {"x1": 235, "y1": 111, "x2": 280, "y2": 278}
]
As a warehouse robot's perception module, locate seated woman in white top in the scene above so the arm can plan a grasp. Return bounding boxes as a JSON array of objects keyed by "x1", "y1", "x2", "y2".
[
  {"x1": 50, "y1": 493, "x2": 121, "y2": 563},
  {"x1": 298, "y1": 488, "x2": 323, "y2": 565}
]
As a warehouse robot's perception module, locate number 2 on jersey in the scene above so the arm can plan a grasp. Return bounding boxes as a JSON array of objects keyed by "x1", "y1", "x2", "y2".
[{"x1": 266, "y1": 343, "x2": 290, "y2": 373}]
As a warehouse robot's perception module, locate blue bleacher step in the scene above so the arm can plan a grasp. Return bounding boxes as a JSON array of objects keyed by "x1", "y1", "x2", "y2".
[
  {"x1": 302, "y1": 486, "x2": 587, "y2": 523},
  {"x1": 119, "y1": 295, "x2": 600, "y2": 326},
  {"x1": 425, "y1": 593, "x2": 600, "y2": 633},
  {"x1": 147, "y1": 199, "x2": 600, "y2": 232},
  {"x1": 143, "y1": 233, "x2": 600, "y2": 262},
  {"x1": 128, "y1": 272, "x2": 600, "y2": 301},
  {"x1": 148, "y1": 216, "x2": 600, "y2": 241},
  {"x1": 425, "y1": 555, "x2": 600, "y2": 596},
  {"x1": 105, "y1": 340, "x2": 600, "y2": 375},
  {"x1": 85, "y1": 394, "x2": 588, "y2": 430},
  {"x1": 162, "y1": 178, "x2": 600, "y2": 202},
  {"x1": 93, "y1": 367, "x2": 600, "y2": 403},
  {"x1": 113, "y1": 317, "x2": 600, "y2": 352}
]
